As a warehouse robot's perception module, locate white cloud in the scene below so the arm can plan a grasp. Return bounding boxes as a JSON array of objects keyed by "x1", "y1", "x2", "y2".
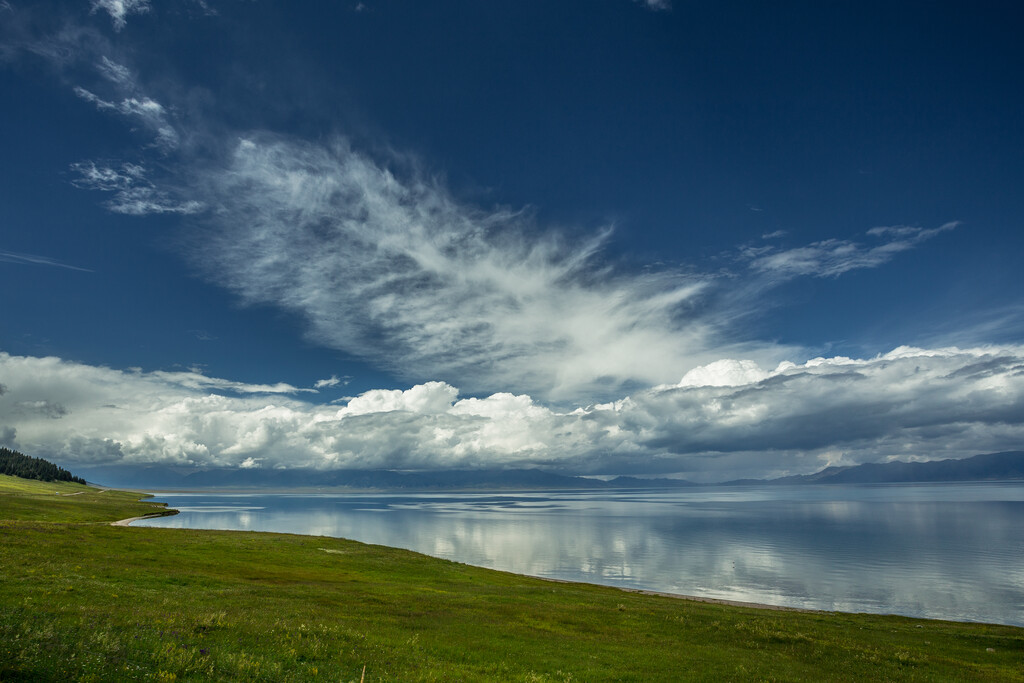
[
  {"x1": 187, "y1": 135, "x2": 720, "y2": 400},
  {"x1": 97, "y1": 55, "x2": 131, "y2": 85},
  {"x1": 313, "y1": 375, "x2": 348, "y2": 389},
  {"x1": 14, "y1": 19, "x2": 962, "y2": 403},
  {"x1": 74, "y1": 82, "x2": 179, "y2": 150},
  {"x1": 744, "y1": 223, "x2": 957, "y2": 279},
  {"x1": 70, "y1": 161, "x2": 202, "y2": 215},
  {"x1": 146, "y1": 369, "x2": 314, "y2": 395},
  {"x1": 0, "y1": 250, "x2": 92, "y2": 272},
  {"x1": 90, "y1": 0, "x2": 151, "y2": 32},
  {"x1": 634, "y1": 0, "x2": 671, "y2": 11},
  {"x1": 677, "y1": 359, "x2": 770, "y2": 388},
  {"x1": 2, "y1": 347, "x2": 1023, "y2": 480},
  {"x1": 339, "y1": 382, "x2": 458, "y2": 416}
]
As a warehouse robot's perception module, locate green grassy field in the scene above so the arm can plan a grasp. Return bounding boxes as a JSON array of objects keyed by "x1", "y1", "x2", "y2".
[{"x1": 0, "y1": 476, "x2": 1021, "y2": 681}]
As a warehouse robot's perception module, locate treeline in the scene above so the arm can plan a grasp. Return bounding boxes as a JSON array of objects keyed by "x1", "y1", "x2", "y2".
[{"x1": 0, "y1": 447, "x2": 87, "y2": 485}]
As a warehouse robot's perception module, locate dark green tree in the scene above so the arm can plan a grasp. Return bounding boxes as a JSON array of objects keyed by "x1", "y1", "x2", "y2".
[{"x1": 0, "y1": 447, "x2": 87, "y2": 485}]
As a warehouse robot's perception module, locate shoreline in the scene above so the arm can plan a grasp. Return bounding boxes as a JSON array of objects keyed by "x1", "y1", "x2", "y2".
[
  {"x1": 536, "y1": 575, "x2": 819, "y2": 614},
  {"x1": 110, "y1": 509, "x2": 179, "y2": 526},
  {"x1": 114, "y1": 507, "x2": 818, "y2": 615},
  {"x1": 119, "y1": 512, "x2": 1019, "y2": 624},
  {"x1": 110, "y1": 487, "x2": 1024, "y2": 627}
]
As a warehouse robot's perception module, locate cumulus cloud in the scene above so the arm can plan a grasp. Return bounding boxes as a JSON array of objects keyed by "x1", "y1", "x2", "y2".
[
  {"x1": 16, "y1": 400, "x2": 69, "y2": 419},
  {"x1": 0, "y1": 352, "x2": 590, "y2": 471},
  {"x1": 676, "y1": 359, "x2": 769, "y2": 388},
  {"x1": 2, "y1": 348, "x2": 1023, "y2": 480},
  {"x1": 744, "y1": 223, "x2": 957, "y2": 279},
  {"x1": 601, "y1": 345, "x2": 1024, "y2": 478}
]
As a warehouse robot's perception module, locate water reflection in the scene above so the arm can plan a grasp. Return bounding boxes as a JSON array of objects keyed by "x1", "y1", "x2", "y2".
[{"x1": 134, "y1": 484, "x2": 1024, "y2": 625}]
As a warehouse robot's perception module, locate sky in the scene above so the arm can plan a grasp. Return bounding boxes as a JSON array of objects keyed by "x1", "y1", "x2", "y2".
[{"x1": 1, "y1": 0, "x2": 1023, "y2": 482}]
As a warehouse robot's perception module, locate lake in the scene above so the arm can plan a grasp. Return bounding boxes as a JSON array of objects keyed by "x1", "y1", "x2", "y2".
[{"x1": 133, "y1": 482, "x2": 1024, "y2": 626}]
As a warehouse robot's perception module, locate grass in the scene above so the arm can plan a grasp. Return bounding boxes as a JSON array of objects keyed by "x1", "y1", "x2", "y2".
[
  {"x1": 0, "y1": 476, "x2": 1021, "y2": 681},
  {"x1": 0, "y1": 474, "x2": 172, "y2": 523}
]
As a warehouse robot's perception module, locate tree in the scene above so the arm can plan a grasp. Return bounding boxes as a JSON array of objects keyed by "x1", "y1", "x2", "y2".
[{"x1": 0, "y1": 447, "x2": 87, "y2": 485}]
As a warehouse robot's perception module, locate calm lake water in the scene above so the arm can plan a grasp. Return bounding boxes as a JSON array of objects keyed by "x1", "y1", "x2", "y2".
[{"x1": 134, "y1": 483, "x2": 1024, "y2": 626}]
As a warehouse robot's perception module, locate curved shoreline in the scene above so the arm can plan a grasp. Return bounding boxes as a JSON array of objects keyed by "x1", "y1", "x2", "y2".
[
  {"x1": 110, "y1": 509, "x2": 178, "y2": 526},
  {"x1": 110, "y1": 490, "x2": 1019, "y2": 625},
  {"x1": 113, "y1": 508, "x2": 821, "y2": 616},
  {"x1": 529, "y1": 575, "x2": 819, "y2": 614}
]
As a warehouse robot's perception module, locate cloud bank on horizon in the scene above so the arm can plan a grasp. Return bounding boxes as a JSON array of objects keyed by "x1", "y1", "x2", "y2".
[
  {"x1": 2, "y1": 346, "x2": 1023, "y2": 481},
  {"x1": 1, "y1": 1, "x2": 1021, "y2": 479}
]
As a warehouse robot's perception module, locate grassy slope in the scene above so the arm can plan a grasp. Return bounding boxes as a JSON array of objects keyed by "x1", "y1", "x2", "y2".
[
  {"x1": 0, "y1": 474, "x2": 171, "y2": 523},
  {"x1": 0, "y1": 477, "x2": 1021, "y2": 682}
]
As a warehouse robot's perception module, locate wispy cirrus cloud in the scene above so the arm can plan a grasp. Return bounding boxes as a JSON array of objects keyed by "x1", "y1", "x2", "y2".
[
  {"x1": 90, "y1": 0, "x2": 151, "y2": 32},
  {"x1": 634, "y1": 0, "x2": 671, "y2": 11},
  {"x1": 70, "y1": 161, "x2": 202, "y2": 215},
  {"x1": 145, "y1": 368, "x2": 315, "y2": 395},
  {"x1": 73, "y1": 79, "x2": 178, "y2": 151},
  {"x1": 314, "y1": 375, "x2": 349, "y2": 389},
  {"x1": 743, "y1": 223, "x2": 957, "y2": 279},
  {"x1": 0, "y1": 250, "x2": 93, "y2": 272},
  {"x1": 188, "y1": 134, "x2": 720, "y2": 400},
  {"x1": 5, "y1": 4, "x2": 969, "y2": 404}
]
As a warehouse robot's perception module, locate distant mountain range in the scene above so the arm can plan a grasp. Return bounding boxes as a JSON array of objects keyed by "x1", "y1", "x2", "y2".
[
  {"x1": 76, "y1": 464, "x2": 699, "y2": 490},
  {"x1": 755, "y1": 450, "x2": 1024, "y2": 485},
  {"x1": 76, "y1": 450, "x2": 1024, "y2": 490}
]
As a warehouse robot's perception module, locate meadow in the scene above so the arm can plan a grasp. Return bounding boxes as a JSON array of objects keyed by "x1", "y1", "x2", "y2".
[{"x1": 0, "y1": 474, "x2": 1021, "y2": 681}]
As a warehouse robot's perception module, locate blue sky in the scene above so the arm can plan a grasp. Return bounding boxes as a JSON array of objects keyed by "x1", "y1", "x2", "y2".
[{"x1": 1, "y1": 0, "x2": 1023, "y2": 481}]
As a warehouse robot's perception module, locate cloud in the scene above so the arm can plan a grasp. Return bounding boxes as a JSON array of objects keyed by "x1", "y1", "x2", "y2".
[
  {"x1": 314, "y1": 375, "x2": 348, "y2": 389},
  {"x1": 676, "y1": 359, "x2": 769, "y2": 388},
  {"x1": 16, "y1": 400, "x2": 68, "y2": 419},
  {"x1": 0, "y1": 352, "x2": 586, "y2": 470},
  {"x1": 0, "y1": 250, "x2": 93, "y2": 272},
  {"x1": 145, "y1": 368, "x2": 315, "y2": 395},
  {"x1": 634, "y1": 0, "x2": 672, "y2": 11},
  {"x1": 744, "y1": 223, "x2": 957, "y2": 279},
  {"x1": 2, "y1": 347, "x2": 1023, "y2": 480},
  {"x1": 73, "y1": 79, "x2": 178, "y2": 150},
  {"x1": 90, "y1": 0, "x2": 151, "y2": 32},
  {"x1": 187, "y1": 135, "x2": 718, "y2": 400},
  {"x1": 8, "y1": 10, "x2": 965, "y2": 403},
  {"x1": 603, "y1": 345, "x2": 1024, "y2": 478},
  {"x1": 70, "y1": 161, "x2": 202, "y2": 215}
]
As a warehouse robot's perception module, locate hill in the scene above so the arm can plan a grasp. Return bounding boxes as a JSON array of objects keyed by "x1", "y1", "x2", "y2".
[
  {"x1": 0, "y1": 447, "x2": 86, "y2": 485},
  {"x1": 767, "y1": 451, "x2": 1024, "y2": 485},
  {"x1": 71, "y1": 451, "x2": 1024, "y2": 490},
  {"x1": 1, "y1": 473, "x2": 1021, "y2": 680},
  {"x1": 74, "y1": 464, "x2": 700, "y2": 490}
]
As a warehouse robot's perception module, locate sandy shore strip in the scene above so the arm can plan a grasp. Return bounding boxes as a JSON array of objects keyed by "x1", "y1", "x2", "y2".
[
  {"x1": 537, "y1": 575, "x2": 819, "y2": 613},
  {"x1": 110, "y1": 510, "x2": 178, "y2": 526}
]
